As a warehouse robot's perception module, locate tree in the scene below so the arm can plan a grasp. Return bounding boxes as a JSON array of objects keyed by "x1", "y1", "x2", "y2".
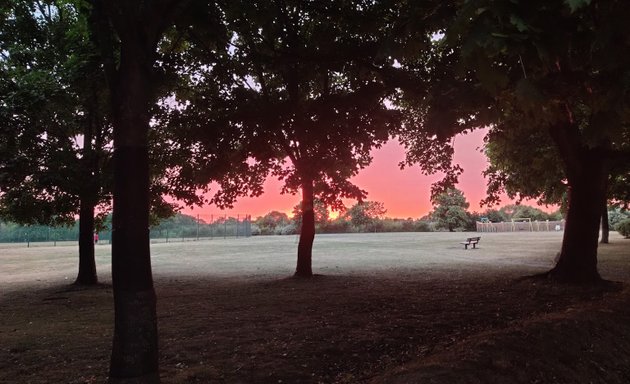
[
  {"x1": 483, "y1": 209, "x2": 507, "y2": 223},
  {"x1": 0, "y1": 0, "x2": 113, "y2": 285},
  {"x1": 609, "y1": 208, "x2": 630, "y2": 229},
  {"x1": 344, "y1": 201, "x2": 387, "y2": 232},
  {"x1": 291, "y1": 199, "x2": 330, "y2": 233},
  {"x1": 482, "y1": 112, "x2": 629, "y2": 244},
  {"x1": 616, "y1": 219, "x2": 630, "y2": 238},
  {"x1": 255, "y1": 211, "x2": 290, "y2": 235},
  {"x1": 482, "y1": 122, "x2": 566, "y2": 209},
  {"x1": 497, "y1": 204, "x2": 552, "y2": 222},
  {"x1": 186, "y1": 1, "x2": 414, "y2": 277},
  {"x1": 88, "y1": 0, "x2": 200, "y2": 381},
  {"x1": 425, "y1": 0, "x2": 630, "y2": 282},
  {"x1": 431, "y1": 188, "x2": 470, "y2": 232}
]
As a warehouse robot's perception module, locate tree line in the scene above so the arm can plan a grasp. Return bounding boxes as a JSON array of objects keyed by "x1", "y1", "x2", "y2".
[
  {"x1": 252, "y1": 194, "x2": 572, "y2": 235},
  {"x1": 3, "y1": 201, "x2": 629, "y2": 244},
  {"x1": 2, "y1": 0, "x2": 630, "y2": 382}
]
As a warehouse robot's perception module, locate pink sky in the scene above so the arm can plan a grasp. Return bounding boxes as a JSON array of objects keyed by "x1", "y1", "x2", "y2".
[{"x1": 181, "y1": 128, "x2": 551, "y2": 220}]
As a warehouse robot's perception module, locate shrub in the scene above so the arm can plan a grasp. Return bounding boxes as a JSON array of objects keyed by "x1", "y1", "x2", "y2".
[
  {"x1": 616, "y1": 219, "x2": 630, "y2": 238},
  {"x1": 609, "y1": 209, "x2": 630, "y2": 229},
  {"x1": 276, "y1": 223, "x2": 297, "y2": 235}
]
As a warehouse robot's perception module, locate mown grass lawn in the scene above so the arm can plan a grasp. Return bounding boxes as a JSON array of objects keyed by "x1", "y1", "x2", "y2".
[{"x1": 1, "y1": 231, "x2": 629, "y2": 383}]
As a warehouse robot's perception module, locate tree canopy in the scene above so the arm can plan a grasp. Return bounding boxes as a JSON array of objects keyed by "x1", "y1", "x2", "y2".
[
  {"x1": 0, "y1": 0, "x2": 111, "y2": 226},
  {"x1": 415, "y1": 0, "x2": 630, "y2": 282},
  {"x1": 344, "y1": 201, "x2": 387, "y2": 231},
  {"x1": 3, "y1": 0, "x2": 630, "y2": 381},
  {"x1": 170, "y1": 0, "x2": 437, "y2": 277},
  {"x1": 431, "y1": 188, "x2": 470, "y2": 232},
  {"x1": 0, "y1": 0, "x2": 114, "y2": 284}
]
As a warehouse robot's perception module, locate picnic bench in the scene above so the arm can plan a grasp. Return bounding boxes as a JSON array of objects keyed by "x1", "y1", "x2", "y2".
[{"x1": 460, "y1": 236, "x2": 481, "y2": 249}]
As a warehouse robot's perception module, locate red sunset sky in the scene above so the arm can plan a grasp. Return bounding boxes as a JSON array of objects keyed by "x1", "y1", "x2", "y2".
[{"x1": 181, "y1": 128, "x2": 551, "y2": 220}]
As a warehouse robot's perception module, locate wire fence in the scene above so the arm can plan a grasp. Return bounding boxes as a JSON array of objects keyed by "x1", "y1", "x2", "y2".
[
  {"x1": 476, "y1": 220, "x2": 565, "y2": 232},
  {"x1": 0, "y1": 214, "x2": 252, "y2": 248},
  {"x1": 146, "y1": 214, "x2": 253, "y2": 243}
]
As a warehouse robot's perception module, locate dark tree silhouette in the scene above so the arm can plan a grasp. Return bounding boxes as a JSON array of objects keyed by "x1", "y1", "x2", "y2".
[
  {"x1": 403, "y1": 0, "x2": 630, "y2": 283},
  {"x1": 0, "y1": 0, "x2": 112, "y2": 285},
  {"x1": 193, "y1": 0, "x2": 419, "y2": 277},
  {"x1": 89, "y1": 0, "x2": 194, "y2": 381}
]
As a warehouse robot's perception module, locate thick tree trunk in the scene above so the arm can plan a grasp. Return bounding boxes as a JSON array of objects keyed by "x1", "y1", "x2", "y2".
[
  {"x1": 75, "y1": 198, "x2": 98, "y2": 285},
  {"x1": 108, "y1": 25, "x2": 159, "y2": 384},
  {"x1": 549, "y1": 182, "x2": 604, "y2": 282},
  {"x1": 547, "y1": 121, "x2": 606, "y2": 283},
  {"x1": 600, "y1": 201, "x2": 609, "y2": 244},
  {"x1": 548, "y1": 155, "x2": 605, "y2": 283},
  {"x1": 295, "y1": 178, "x2": 315, "y2": 277}
]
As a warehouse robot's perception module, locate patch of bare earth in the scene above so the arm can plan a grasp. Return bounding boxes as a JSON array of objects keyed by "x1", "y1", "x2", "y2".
[{"x1": 2, "y1": 270, "x2": 630, "y2": 383}]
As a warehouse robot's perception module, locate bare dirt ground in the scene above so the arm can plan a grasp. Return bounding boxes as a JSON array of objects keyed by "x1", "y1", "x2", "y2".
[{"x1": 1, "y1": 231, "x2": 629, "y2": 383}]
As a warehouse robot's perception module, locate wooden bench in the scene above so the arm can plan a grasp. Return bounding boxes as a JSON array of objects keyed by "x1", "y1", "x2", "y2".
[{"x1": 460, "y1": 236, "x2": 481, "y2": 249}]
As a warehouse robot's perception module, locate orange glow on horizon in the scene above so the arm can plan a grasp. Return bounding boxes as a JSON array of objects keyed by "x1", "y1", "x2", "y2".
[{"x1": 180, "y1": 128, "x2": 557, "y2": 220}]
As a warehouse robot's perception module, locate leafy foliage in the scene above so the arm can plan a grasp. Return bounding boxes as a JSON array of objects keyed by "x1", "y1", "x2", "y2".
[
  {"x1": 344, "y1": 201, "x2": 387, "y2": 231},
  {"x1": 616, "y1": 219, "x2": 630, "y2": 238},
  {"x1": 609, "y1": 209, "x2": 630, "y2": 229},
  {"x1": 431, "y1": 188, "x2": 470, "y2": 232},
  {"x1": 291, "y1": 199, "x2": 330, "y2": 231},
  {"x1": 198, "y1": 1, "x2": 405, "y2": 210},
  {"x1": 446, "y1": 0, "x2": 630, "y2": 198},
  {"x1": 252, "y1": 206, "x2": 434, "y2": 235},
  {"x1": 482, "y1": 123, "x2": 566, "y2": 207},
  {"x1": 498, "y1": 204, "x2": 559, "y2": 221},
  {"x1": 254, "y1": 211, "x2": 291, "y2": 235},
  {"x1": 0, "y1": 0, "x2": 112, "y2": 226}
]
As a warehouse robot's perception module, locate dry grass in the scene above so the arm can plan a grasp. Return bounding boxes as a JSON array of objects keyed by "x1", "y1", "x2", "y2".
[{"x1": 1, "y1": 232, "x2": 630, "y2": 383}]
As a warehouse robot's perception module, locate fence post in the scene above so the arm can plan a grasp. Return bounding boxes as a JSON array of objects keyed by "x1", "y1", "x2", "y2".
[
  {"x1": 224, "y1": 215, "x2": 227, "y2": 239},
  {"x1": 197, "y1": 214, "x2": 200, "y2": 241}
]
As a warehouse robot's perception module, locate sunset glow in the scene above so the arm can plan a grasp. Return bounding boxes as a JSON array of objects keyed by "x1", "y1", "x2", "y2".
[{"x1": 180, "y1": 128, "x2": 552, "y2": 221}]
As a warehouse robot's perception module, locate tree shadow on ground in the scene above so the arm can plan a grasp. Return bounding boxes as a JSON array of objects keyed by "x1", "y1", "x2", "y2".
[{"x1": 0, "y1": 272, "x2": 627, "y2": 383}]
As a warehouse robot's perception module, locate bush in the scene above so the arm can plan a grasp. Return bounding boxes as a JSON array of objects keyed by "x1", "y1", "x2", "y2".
[
  {"x1": 609, "y1": 209, "x2": 630, "y2": 229},
  {"x1": 276, "y1": 223, "x2": 297, "y2": 235},
  {"x1": 320, "y1": 219, "x2": 351, "y2": 233},
  {"x1": 616, "y1": 219, "x2": 630, "y2": 238}
]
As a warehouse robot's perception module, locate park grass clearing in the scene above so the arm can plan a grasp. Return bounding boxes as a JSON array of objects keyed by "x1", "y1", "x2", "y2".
[{"x1": 1, "y1": 231, "x2": 630, "y2": 383}]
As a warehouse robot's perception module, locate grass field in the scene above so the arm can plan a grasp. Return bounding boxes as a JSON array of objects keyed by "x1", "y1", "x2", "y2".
[{"x1": 1, "y1": 231, "x2": 630, "y2": 383}]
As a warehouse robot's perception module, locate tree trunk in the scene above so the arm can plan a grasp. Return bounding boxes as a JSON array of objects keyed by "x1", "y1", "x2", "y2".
[
  {"x1": 547, "y1": 123, "x2": 606, "y2": 283},
  {"x1": 107, "y1": 19, "x2": 159, "y2": 384},
  {"x1": 600, "y1": 201, "x2": 609, "y2": 244},
  {"x1": 295, "y1": 178, "x2": 315, "y2": 277},
  {"x1": 547, "y1": 121, "x2": 607, "y2": 283},
  {"x1": 75, "y1": 86, "x2": 99, "y2": 286},
  {"x1": 599, "y1": 174, "x2": 609, "y2": 244},
  {"x1": 75, "y1": 197, "x2": 98, "y2": 285}
]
